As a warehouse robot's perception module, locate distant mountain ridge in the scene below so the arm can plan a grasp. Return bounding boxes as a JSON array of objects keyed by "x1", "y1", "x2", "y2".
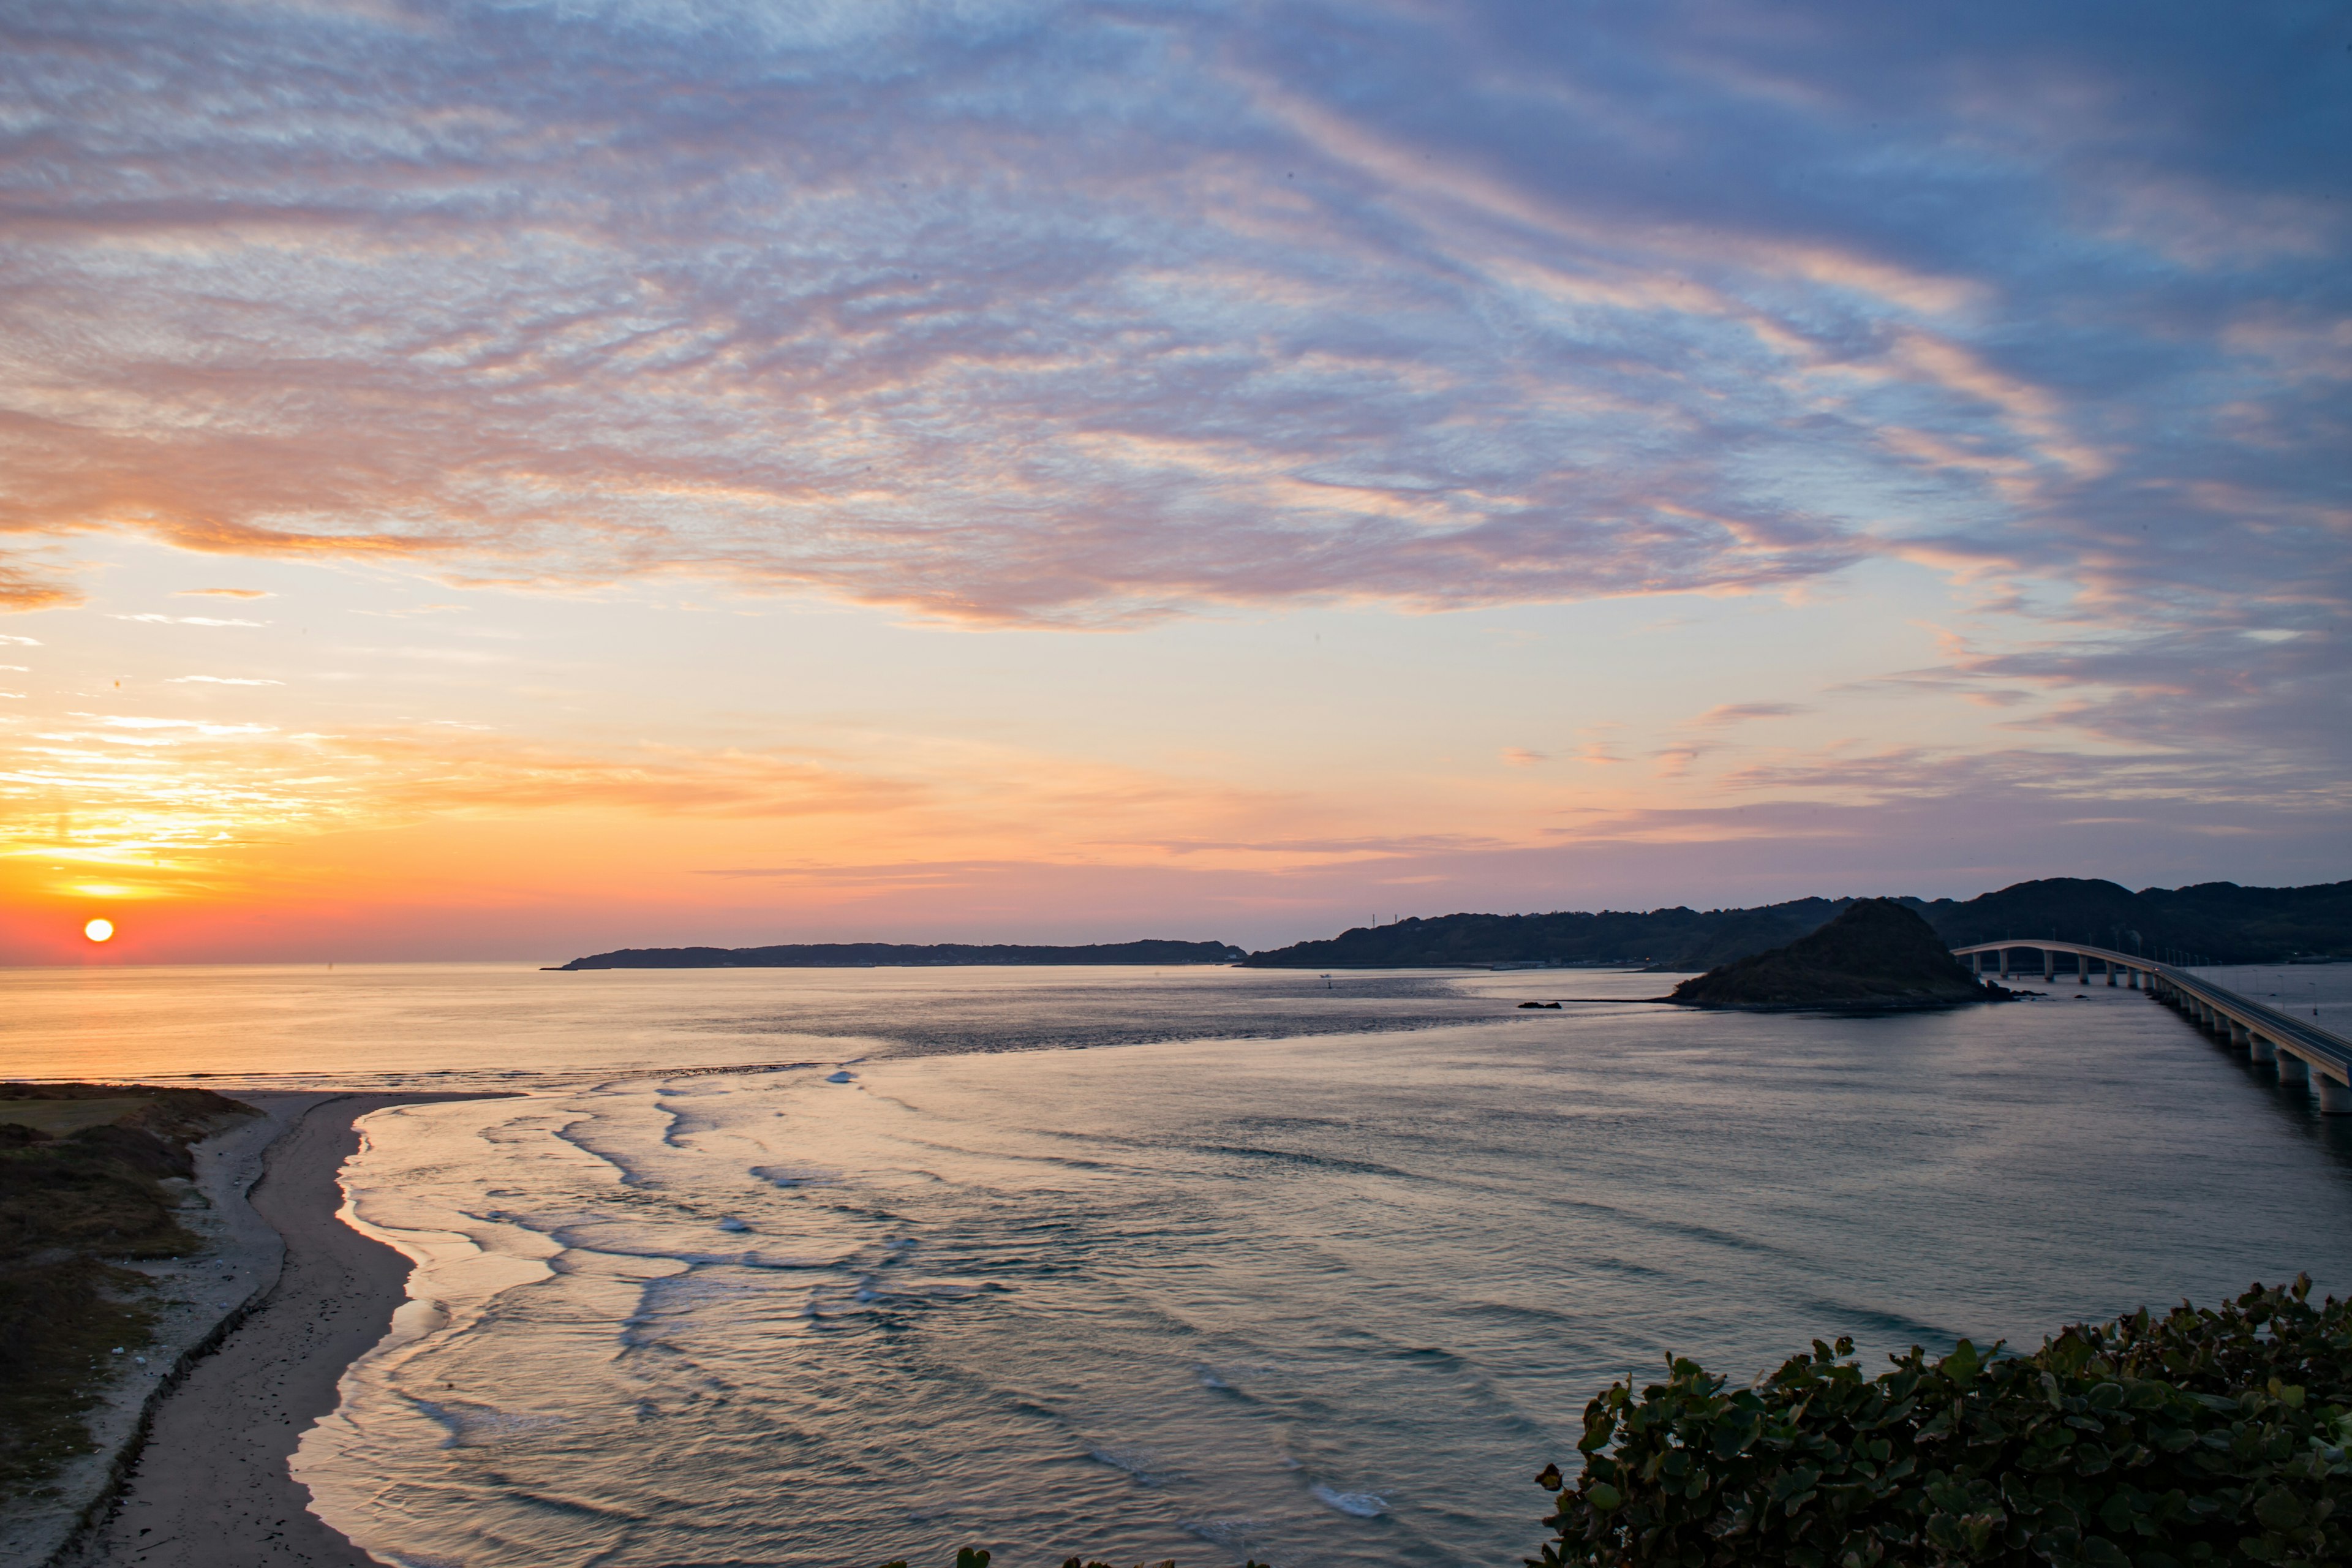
[
  {"x1": 551, "y1": 878, "x2": 2352, "y2": 973},
  {"x1": 1238, "y1": 878, "x2": 2352, "y2": 970},
  {"x1": 552, "y1": 939, "x2": 1246, "y2": 970}
]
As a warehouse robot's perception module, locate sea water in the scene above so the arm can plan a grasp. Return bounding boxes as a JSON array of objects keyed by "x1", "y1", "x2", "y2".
[{"x1": 8, "y1": 962, "x2": 2352, "y2": 1567}]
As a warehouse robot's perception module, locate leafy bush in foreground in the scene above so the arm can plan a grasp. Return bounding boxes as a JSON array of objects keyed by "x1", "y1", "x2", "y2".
[
  {"x1": 1531, "y1": 1278, "x2": 2351, "y2": 1568},
  {"x1": 876, "y1": 1285, "x2": 2348, "y2": 1567}
]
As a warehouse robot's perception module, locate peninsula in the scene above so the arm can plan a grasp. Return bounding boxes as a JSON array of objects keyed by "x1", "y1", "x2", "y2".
[
  {"x1": 1665, "y1": 898, "x2": 2013, "y2": 1010},
  {"x1": 552, "y1": 938, "x2": 1247, "y2": 970}
]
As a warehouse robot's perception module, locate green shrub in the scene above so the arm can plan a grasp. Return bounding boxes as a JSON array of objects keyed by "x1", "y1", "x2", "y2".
[
  {"x1": 0, "y1": 1084, "x2": 252, "y2": 1501},
  {"x1": 1530, "y1": 1278, "x2": 2351, "y2": 1567}
]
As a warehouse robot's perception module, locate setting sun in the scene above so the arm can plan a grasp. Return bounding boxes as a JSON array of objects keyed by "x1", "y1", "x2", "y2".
[{"x1": 83, "y1": 918, "x2": 115, "y2": 943}]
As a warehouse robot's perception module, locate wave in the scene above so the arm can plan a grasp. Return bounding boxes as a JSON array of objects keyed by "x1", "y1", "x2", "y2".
[
  {"x1": 1191, "y1": 1143, "x2": 1422, "y2": 1180},
  {"x1": 407, "y1": 1398, "x2": 565, "y2": 1449},
  {"x1": 1090, "y1": 1445, "x2": 1185, "y2": 1487},
  {"x1": 750, "y1": 1163, "x2": 842, "y2": 1188},
  {"x1": 1311, "y1": 1483, "x2": 1389, "y2": 1518},
  {"x1": 1180, "y1": 1515, "x2": 1264, "y2": 1550}
]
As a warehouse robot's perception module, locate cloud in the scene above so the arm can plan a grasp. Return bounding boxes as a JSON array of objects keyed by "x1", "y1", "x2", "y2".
[
  {"x1": 0, "y1": 0, "x2": 2341, "y2": 879},
  {"x1": 176, "y1": 589, "x2": 273, "y2": 599},
  {"x1": 0, "y1": 0, "x2": 2335, "y2": 649},
  {"x1": 51, "y1": 713, "x2": 281, "y2": 741},
  {"x1": 1694, "y1": 702, "x2": 1812, "y2": 727},
  {"x1": 167, "y1": 676, "x2": 285, "y2": 685},
  {"x1": 0, "y1": 721, "x2": 932, "y2": 878}
]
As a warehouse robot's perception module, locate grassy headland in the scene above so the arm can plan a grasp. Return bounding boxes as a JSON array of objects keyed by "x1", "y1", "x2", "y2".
[{"x1": 0, "y1": 1082, "x2": 256, "y2": 1502}]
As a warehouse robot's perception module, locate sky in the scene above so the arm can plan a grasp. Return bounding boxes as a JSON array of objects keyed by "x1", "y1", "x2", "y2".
[{"x1": 1, "y1": 0, "x2": 2346, "y2": 963}]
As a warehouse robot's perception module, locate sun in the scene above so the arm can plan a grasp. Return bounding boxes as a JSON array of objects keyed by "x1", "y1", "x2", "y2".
[{"x1": 84, "y1": 918, "x2": 115, "y2": 943}]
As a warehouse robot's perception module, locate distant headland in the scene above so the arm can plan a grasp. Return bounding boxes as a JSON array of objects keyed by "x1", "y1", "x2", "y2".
[{"x1": 550, "y1": 939, "x2": 1248, "y2": 971}]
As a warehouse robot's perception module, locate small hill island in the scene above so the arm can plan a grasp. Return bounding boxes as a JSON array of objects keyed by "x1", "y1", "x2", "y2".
[{"x1": 1667, "y1": 898, "x2": 2014, "y2": 1010}]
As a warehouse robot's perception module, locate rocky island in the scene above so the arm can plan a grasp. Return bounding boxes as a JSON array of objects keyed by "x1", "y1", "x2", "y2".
[{"x1": 1665, "y1": 898, "x2": 2014, "y2": 1010}]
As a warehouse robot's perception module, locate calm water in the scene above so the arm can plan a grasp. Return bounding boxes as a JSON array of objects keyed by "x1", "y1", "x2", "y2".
[{"x1": 8, "y1": 962, "x2": 2352, "y2": 1568}]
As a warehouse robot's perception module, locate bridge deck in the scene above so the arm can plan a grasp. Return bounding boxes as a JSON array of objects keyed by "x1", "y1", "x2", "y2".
[
  {"x1": 2155, "y1": 966, "x2": 2352, "y2": 1078},
  {"x1": 1950, "y1": 938, "x2": 2352, "y2": 1084}
]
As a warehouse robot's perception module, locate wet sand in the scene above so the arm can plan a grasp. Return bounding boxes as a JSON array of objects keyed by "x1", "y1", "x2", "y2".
[{"x1": 68, "y1": 1093, "x2": 499, "y2": 1568}]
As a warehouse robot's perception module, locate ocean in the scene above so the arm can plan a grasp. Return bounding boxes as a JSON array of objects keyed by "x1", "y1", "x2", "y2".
[{"x1": 8, "y1": 960, "x2": 2352, "y2": 1567}]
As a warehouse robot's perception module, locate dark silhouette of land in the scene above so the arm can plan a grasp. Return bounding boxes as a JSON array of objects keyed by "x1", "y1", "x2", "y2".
[
  {"x1": 551, "y1": 878, "x2": 2352, "y2": 974},
  {"x1": 1240, "y1": 877, "x2": 2352, "y2": 970},
  {"x1": 1665, "y1": 899, "x2": 2011, "y2": 1010},
  {"x1": 553, "y1": 938, "x2": 1247, "y2": 970}
]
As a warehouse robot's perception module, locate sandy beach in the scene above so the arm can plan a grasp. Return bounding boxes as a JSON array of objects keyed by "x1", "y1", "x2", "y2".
[{"x1": 62, "y1": 1093, "x2": 497, "y2": 1568}]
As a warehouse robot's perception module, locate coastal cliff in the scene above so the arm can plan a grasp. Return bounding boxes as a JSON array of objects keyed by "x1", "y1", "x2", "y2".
[{"x1": 1665, "y1": 898, "x2": 2010, "y2": 1010}]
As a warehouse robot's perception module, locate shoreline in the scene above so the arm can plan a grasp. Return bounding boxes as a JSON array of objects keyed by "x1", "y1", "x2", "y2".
[{"x1": 61, "y1": 1092, "x2": 507, "y2": 1568}]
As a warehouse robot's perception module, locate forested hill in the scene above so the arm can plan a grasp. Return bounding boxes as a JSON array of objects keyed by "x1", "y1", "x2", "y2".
[
  {"x1": 1243, "y1": 898, "x2": 1854, "y2": 972},
  {"x1": 1239, "y1": 878, "x2": 2352, "y2": 970},
  {"x1": 555, "y1": 939, "x2": 1245, "y2": 970},
  {"x1": 1913, "y1": 878, "x2": 2352, "y2": 961}
]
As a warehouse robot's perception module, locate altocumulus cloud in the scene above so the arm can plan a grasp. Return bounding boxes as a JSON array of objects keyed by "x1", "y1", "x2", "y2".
[{"x1": 0, "y1": 3, "x2": 2343, "y2": 686}]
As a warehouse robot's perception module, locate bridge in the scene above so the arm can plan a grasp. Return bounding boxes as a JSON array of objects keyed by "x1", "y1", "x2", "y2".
[{"x1": 1950, "y1": 940, "x2": 2352, "y2": 1114}]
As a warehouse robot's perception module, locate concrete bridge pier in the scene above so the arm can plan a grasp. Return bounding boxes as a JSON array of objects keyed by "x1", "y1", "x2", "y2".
[{"x1": 1951, "y1": 940, "x2": 2350, "y2": 1109}]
